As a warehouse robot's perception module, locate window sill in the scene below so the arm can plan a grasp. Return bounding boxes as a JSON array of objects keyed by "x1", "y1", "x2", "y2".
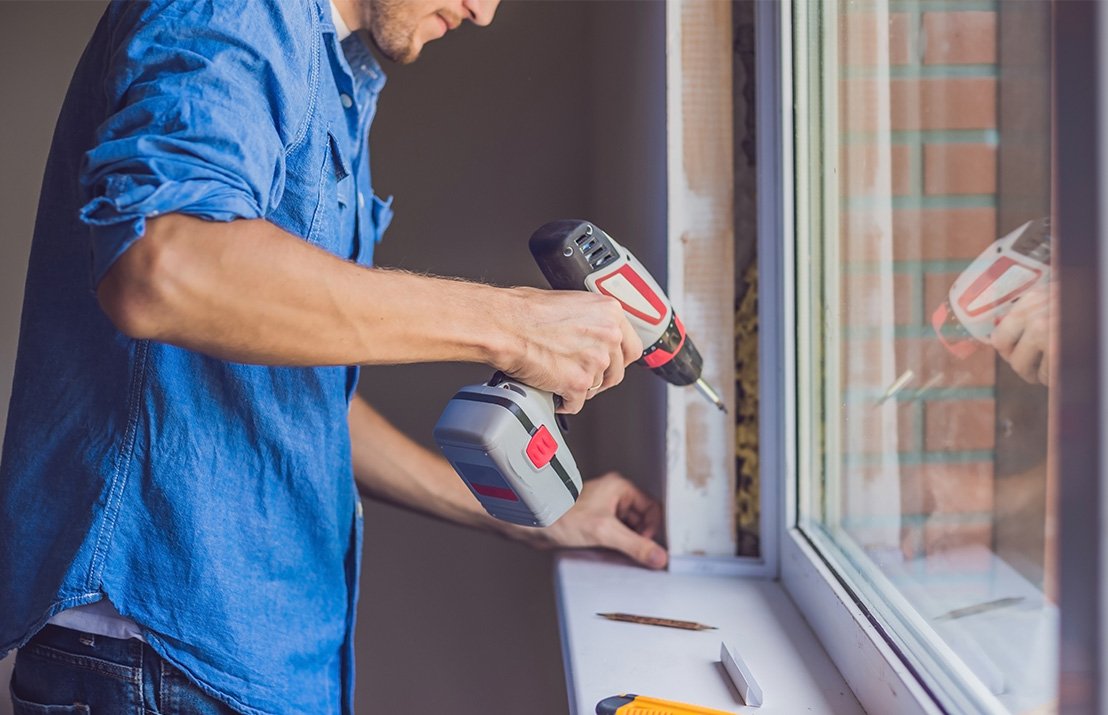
[
  {"x1": 815, "y1": 524, "x2": 1059, "y2": 714},
  {"x1": 884, "y1": 544, "x2": 1057, "y2": 712},
  {"x1": 781, "y1": 529, "x2": 944, "y2": 715},
  {"x1": 553, "y1": 551, "x2": 865, "y2": 714}
]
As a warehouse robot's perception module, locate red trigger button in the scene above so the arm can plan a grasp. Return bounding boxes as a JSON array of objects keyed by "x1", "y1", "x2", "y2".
[{"x1": 526, "y1": 425, "x2": 558, "y2": 468}]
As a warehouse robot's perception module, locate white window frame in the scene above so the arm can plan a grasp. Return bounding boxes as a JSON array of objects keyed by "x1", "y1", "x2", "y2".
[
  {"x1": 757, "y1": 4, "x2": 934, "y2": 713},
  {"x1": 759, "y1": 1, "x2": 1105, "y2": 713}
]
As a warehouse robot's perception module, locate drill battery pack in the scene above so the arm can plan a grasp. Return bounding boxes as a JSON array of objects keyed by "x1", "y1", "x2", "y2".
[{"x1": 433, "y1": 374, "x2": 583, "y2": 527}]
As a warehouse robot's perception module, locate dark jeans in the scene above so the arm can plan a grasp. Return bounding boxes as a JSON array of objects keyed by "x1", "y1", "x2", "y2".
[{"x1": 10, "y1": 625, "x2": 240, "y2": 715}]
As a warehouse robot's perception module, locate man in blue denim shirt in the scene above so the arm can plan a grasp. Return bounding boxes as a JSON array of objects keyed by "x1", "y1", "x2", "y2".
[{"x1": 0, "y1": 1, "x2": 668, "y2": 713}]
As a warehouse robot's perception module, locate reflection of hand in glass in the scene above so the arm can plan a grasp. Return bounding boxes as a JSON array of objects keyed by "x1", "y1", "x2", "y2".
[{"x1": 991, "y1": 283, "x2": 1052, "y2": 385}]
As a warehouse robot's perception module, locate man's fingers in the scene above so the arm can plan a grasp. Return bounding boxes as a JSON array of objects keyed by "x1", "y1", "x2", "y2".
[
  {"x1": 991, "y1": 315, "x2": 1025, "y2": 360},
  {"x1": 610, "y1": 477, "x2": 664, "y2": 539},
  {"x1": 600, "y1": 519, "x2": 668, "y2": 570},
  {"x1": 1008, "y1": 332, "x2": 1045, "y2": 384},
  {"x1": 619, "y1": 503, "x2": 660, "y2": 540},
  {"x1": 561, "y1": 364, "x2": 608, "y2": 411},
  {"x1": 637, "y1": 500, "x2": 663, "y2": 539},
  {"x1": 620, "y1": 318, "x2": 643, "y2": 367},
  {"x1": 593, "y1": 314, "x2": 638, "y2": 398},
  {"x1": 594, "y1": 346, "x2": 626, "y2": 396},
  {"x1": 558, "y1": 389, "x2": 586, "y2": 414},
  {"x1": 559, "y1": 396, "x2": 585, "y2": 414},
  {"x1": 617, "y1": 487, "x2": 661, "y2": 525}
]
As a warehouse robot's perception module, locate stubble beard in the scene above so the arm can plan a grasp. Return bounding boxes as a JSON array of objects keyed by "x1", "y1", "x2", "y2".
[{"x1": 364, "y1": 0, "x2": 422, "y2": 64}]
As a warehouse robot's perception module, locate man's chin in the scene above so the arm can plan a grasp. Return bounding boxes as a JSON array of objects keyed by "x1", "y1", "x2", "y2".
[
  {"x1": 395, "y1": 48, "x2": 422, "y2": 65},
  {"x1": 370, "y1": 35, "x2": 422, "y2": 65}
]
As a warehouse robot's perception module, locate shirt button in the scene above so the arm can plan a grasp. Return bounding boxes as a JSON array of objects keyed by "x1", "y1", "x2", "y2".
[
  {"x1": 358, "y1": 192, "x2": 365, "y2": 208},
  {"x1": 340, "y1": 93, "x2": 353, "y2": 109}
]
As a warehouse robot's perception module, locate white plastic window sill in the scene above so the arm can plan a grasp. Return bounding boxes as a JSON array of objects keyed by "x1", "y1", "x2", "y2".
[{"x1": 554, "y1": 552, "x2": 866, "y2": 714}]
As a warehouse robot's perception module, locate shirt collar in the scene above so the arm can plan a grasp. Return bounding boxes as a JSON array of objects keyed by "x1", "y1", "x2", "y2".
[
  {"x1": 320, "y1": 0, "x2": 387, "y2": 110},
  {"x1": 342, "y1": 38, "x2": 387, "y2": 96}
]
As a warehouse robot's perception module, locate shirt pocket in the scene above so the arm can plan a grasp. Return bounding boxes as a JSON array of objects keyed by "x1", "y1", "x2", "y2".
[
  {"x1": 370, "y1": 193, "x2": 393, "y2": 243},
  {"x1": 269, "y1": 123, "x2": 343, "y2": 249},
  {"x1": 305, "y1": 129, "x2": 353, "y2": 254},
  {"x1": 353, "y1": 192, "x2": 393, "y2": 267}
]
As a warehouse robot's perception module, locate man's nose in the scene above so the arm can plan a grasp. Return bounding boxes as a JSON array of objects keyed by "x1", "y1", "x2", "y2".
[{"x1": 462, "y1": 0, "x2": 499, "y2": 27}]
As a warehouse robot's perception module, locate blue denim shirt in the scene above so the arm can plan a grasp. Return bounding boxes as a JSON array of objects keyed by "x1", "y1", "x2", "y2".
[{"x1": 0, "y1": 1, "x2": 392, "y2": 713}]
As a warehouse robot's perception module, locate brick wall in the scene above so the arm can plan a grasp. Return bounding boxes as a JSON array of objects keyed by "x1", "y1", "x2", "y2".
[{"x1": 837, "y1": 1, "x2": 1000, "y2": 565}]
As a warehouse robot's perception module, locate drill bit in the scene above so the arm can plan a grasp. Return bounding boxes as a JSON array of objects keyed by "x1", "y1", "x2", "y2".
[
  {"x1": 694, "y1": 378, "x2": 728, "y2": 413},
  {"x1": 875, "y1": 369, "x2": 915, "y2": 407}
]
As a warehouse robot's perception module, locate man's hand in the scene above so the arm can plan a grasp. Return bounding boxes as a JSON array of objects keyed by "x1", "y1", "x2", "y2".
[
  {"x1": 494, "y1": 288, "x2": 642, "y2": 414},
  {"x1": 521, "y1": 472, "x2": 668, "y2": 570},
  {"x1": 349, "y1": 399, "x2": 666, "y2": 569},
  {"x1": 991, "y1": 284, "x2": 1052, "y2": 385}
]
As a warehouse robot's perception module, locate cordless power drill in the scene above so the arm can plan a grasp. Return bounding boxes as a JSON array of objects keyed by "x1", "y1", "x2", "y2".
[
  {"x1": 931, "y1": 218, "x2": 1051, "y2": 358},
  {"x1": 434, "y1": 220, "x2": 726, "y2": 527}
]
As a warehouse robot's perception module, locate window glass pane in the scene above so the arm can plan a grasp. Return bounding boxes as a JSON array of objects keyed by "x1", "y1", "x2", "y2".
[{"x1": 796, "y1": 1, "x2": 1058, "y2": 712}]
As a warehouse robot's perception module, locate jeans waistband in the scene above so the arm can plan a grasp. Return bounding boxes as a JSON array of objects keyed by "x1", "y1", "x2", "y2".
[{"x1": 27, "y1": 623, "x2": 144, "y2": 668}]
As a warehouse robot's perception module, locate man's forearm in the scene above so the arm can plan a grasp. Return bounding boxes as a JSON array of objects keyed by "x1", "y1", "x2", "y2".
[
  {"x1": 348, "y1": 393, "x2": 538, "y2": 541},
  {"x1": 97, "y1": 214, "x2": 513, "y2": 368},
  {"x1": 96, "y1": 214, "x2": 640, "y2": 412}
]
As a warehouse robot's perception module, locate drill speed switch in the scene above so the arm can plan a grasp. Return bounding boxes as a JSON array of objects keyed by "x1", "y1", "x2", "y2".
[{"x1": 529, "y1": 220, "x2": 727, "y2": 412}]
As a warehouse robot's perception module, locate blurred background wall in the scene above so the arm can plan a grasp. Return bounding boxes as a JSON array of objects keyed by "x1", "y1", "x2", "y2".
[{"x1": 0, "y1": 2, "x2": 666, "y2": 713}]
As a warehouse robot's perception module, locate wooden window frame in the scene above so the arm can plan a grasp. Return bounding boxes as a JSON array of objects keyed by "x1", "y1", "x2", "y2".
[{"x1": 664, "y1": 0, "x2": 780, "y2": 580}]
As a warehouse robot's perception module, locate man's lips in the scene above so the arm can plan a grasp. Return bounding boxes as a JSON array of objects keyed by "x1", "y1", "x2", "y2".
[{"x1": 436, "y1": 13, "x2": 459, "y2": 31}]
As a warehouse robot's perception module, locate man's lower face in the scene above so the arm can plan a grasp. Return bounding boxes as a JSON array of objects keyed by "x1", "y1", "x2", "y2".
[{"x1": 366, "y1": 0, "x2": 452, "y2": 65}]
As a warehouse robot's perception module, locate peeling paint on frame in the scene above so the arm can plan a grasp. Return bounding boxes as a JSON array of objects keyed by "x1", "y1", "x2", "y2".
[{"x1": 665, "y1": 0, "x2": 738, "y2": 560}]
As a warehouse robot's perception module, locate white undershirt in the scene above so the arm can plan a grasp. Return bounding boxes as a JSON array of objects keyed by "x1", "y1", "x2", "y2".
[
  {"x1": 330, "y1": 0, "x2": 352, "y2": 41},
  {"x1": 48, "y1": 596, "x2": 145, "y2": 642}
]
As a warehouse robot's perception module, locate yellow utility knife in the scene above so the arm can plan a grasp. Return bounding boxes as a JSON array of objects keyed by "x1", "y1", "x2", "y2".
[{"x1": 596, "y1": 693, "x2": 736, "y2": 715}]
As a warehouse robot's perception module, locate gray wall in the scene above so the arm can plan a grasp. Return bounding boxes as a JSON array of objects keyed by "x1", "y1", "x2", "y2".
[{"x1": 0, "y1": 2, "x2": 666, "y2": 713}]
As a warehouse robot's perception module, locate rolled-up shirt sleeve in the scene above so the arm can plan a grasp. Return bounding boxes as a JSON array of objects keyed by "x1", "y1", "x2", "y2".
[{"x1": 79, "y1": 0, "x2": 313, "y2": 287}]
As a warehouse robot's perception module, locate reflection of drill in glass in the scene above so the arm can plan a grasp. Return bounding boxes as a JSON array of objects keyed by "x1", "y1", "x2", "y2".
[
  {"x1": 932, "y1": 218, "x2": 1051, "y2": 357},
  {"x1": 878, "y1": 219, "x2": 1053, "y2": 404}
]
